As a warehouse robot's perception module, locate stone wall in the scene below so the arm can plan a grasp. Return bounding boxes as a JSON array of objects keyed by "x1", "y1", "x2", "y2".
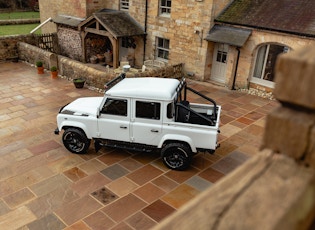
[
  {"x1": 18, "y1": 42, "x2": 53, "y2": 68},
  {"x1": 0, "y1": 35, "x2": 36, "y2": 62},
  {"x1": 17, "y1": 42, "x2": 183, "y2": 90},
  {"x1": 0, "y1": 19, "x2": 39, "y2": 25},
  {"x1": 39, "y1": 0, "x2": 110, "y2": 34},
  {"x1": 57, "y1": 27, "x2": 82, "y2": 61},
  {"x1": 145, "y1": 0, "x2": 214, "y2": 81}
]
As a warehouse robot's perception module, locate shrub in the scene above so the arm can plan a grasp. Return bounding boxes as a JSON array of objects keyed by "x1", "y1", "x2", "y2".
[
  {"x1": 50, "y1": 66, "x2": 57, "y2": 72},
  {"x1": 35, "y1": 61, "x2": 43, "y2": 67}
]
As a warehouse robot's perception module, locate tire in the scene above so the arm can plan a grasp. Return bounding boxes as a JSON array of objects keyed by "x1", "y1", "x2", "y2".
[
  {"x1": 62, "y1": 128, "x2": 91, "y2": 154},
  {"x1": 161, "y1": 143, "x2": 192, "y2": 170}
]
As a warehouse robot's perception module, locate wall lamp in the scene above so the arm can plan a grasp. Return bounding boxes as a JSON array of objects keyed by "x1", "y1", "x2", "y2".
[{"x1": 194, "y1": 29, "x2": 203, "y2": 47}]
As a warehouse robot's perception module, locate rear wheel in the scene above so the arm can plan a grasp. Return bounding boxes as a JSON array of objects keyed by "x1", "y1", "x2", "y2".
[
  {"x1": 161, "y1": 143, "x2": 192, "y2": 170},
  {"x1": 62, "y1": 128, "x2": 90, "y2": 154}
]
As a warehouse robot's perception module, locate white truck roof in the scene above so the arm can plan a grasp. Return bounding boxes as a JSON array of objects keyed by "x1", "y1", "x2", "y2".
[{"x1": 105, "y1": 77, "x2": 180, "y2": 100}]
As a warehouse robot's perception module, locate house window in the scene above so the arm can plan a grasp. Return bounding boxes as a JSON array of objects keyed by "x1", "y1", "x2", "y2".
[
  {"x1": 216, "y1": 50, "x2": 227, "y2": 63},
  {"x1": 159, "y1": 0, "x2": 171, "y2": 16},
  {"x1": 156, "y1": 37, "x2": 170, "y2": 60},
  {"x1": 252, "y1": 44, "x2": 289, "y2": 87},
  {"x1": 120, "y1": 0, "x2": 129, "y2": 11}
]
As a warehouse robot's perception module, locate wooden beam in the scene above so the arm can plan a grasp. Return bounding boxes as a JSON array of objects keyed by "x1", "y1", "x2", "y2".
[{"x1": 84, "y1": 28, "x2": 114, "y2": 39}]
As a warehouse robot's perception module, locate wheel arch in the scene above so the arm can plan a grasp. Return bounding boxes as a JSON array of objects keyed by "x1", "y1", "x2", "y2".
[
  {"x1": 60, "y1": 121, "x2": 91, "y2": 138},
  {"x1": 158, "y1": 134, "x2": 197, "y2": 152}
]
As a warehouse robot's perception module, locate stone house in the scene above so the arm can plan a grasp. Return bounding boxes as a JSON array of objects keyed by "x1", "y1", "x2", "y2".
[
  {"x1": 38, "y1": 0, "x2": 315, "y2": 90},
  {"x1": 210, "y1": 0, "x2": 315, "y2": 91}
]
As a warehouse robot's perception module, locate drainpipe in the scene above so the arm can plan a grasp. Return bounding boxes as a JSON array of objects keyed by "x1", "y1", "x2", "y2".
[
  {"x1": 231, "y1": 47, "x2": 240, "y2": 90},
  {"x1": 143, "y1": 0, "x2": 148, "y2": 63}
]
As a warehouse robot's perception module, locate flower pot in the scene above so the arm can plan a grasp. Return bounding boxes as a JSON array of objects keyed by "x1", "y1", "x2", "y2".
[
  {"x1": 73, "y1": 79, "x2": 85, "y2": 88},
  {"x1": 51, "y1": 71, "x2": 58, "y2": 79},
  {"x1": 37, "y1": 66, "x2": 44, "y2": 74}
]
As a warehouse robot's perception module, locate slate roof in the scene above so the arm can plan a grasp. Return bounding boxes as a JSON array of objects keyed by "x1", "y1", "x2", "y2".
[
  {"x1": 205, "y1": 25, "x2": 251, "y2": 47},
  {"x1": 53, "y1": 15, "x2": 85, "y2": 27},
  {"x1": 215, "y1": 0, "x2": 315, "y2": 37},
  {"x1": 92, "y1": 9, "x2": 145, "y2": 38}
]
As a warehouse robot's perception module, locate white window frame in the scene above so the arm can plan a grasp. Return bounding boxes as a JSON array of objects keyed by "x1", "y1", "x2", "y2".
[
  {"x1": 159, "y1": 0, "x2": 171, "y2": 17},
  {"x1": 156, "y1": 37, "x2": 170, "y2": 61},
  {"x1": 251, "y1": 44, "x2": 289, "y2": 88},
  {"x1": 120, "y1": 0, "x2": 129, "y2": 11}
]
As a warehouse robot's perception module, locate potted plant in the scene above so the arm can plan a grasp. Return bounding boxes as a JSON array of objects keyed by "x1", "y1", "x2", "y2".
[
  {"x1": 73, "y1": 78, "x2": 86, "y2": 88},
  {"x1": 50, "y1": 66, "x2": 58, "y2": 79},
  {"x1": 36, "y1": 61, "x2": 44, "y2": 74}
]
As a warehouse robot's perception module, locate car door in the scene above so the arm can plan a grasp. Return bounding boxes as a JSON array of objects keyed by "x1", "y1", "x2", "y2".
[
  {"x1": 131, "y1": 100, "x2": 162, "y2": 146},
  {"x1": 98, "y1": 97, "x2": 130, "y2": 142}
]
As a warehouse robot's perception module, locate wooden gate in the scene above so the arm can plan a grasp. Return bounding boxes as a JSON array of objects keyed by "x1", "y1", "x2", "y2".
[{"x1": 34, "y1": 33, "x2": 58, "y2": 53}]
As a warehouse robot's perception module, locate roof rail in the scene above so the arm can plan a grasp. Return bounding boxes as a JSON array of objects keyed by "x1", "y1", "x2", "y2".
[{"x1": 104, "y1": 73, "x2": 125, "y2": 91}]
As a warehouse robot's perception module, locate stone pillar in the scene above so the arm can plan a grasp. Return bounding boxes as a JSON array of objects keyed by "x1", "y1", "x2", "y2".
[{"x1": 262, "y1": 46, "x2": 315, "y2": 168}]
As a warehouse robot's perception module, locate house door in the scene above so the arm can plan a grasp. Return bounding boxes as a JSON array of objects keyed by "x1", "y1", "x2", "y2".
[{"x1": 211, "y1": 43, "x2": 229, "y2": 83}]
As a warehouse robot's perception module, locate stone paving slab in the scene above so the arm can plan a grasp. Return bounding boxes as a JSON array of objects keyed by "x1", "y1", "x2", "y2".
[{"x1": 0, "y1": 62, "x2": 278, "y2": 229}]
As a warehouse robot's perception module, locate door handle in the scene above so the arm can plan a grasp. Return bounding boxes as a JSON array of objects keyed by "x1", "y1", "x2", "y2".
[
  {"x1": 151, "y1": 129, "x2": 159, "y2": 133},
  {"x1": 120, "y1": 125, "x2": 127, "y2": 129}
]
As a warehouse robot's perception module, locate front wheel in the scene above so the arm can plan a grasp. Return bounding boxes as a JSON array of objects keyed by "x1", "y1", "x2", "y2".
[
  {"x1": 62, "y1": 128, "x2": 91, "y2": 154},
  {"x1": 161, "y1": 143, "x2": 192, "y2": 170}
]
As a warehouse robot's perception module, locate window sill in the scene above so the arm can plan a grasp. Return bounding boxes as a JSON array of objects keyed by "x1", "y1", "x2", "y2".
[{"x1": 250, "y1": 78, "x2": 275, "y2": 89}]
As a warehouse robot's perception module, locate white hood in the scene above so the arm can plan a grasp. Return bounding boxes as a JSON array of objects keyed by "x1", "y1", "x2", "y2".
[{"x1": 61, "y1": 97, "x2": 103, "y2": 117}]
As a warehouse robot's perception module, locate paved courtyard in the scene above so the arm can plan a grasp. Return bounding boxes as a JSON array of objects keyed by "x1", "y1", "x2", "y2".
[{"x1": 0, "y1": 62, "x2": 278, "y2": 229}]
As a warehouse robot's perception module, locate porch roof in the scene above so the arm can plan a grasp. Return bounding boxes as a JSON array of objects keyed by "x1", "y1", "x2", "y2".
[
  {"x1": 52, "y1": 15, "x2": 85, "y2": 27},
  {"x1": 79, "y1": 9, "x2": 145, "y2": 39},
  {"x1": 205, "y1": 25, "x2": 252, "y2": 47}
]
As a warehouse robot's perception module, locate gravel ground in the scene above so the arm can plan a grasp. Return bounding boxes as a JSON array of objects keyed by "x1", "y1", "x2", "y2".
[{"x1": 238, "y1": 88, "x2": 275, "y2": 100}]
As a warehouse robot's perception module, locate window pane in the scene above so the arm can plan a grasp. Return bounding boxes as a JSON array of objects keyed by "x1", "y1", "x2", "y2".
[
  {"x1": 167, "y1": 103, "x2": 174, "y2": 118},
  {"x1": 253, "y1": 45, "x2": 267, "y2": 79},
  {"x1": 101, "y1": 99, "x2": 127, "y2": 116},
  {"x1": 222, "y1": 52, "x2": 227, "y2": 63},
  {"x1": 264, "y1": 45, "x2": 285, "y2": 82},
  {"x1": 216, "y1": 52, "x2": 222, "y2": 62},
  {"x1": 164, "y1": 39, "x2": 169, "y2": 49},
  {"x1": 158, "y1": 38, "x2": 164, "y2": 47},
  {"x1": 136, "y1": 101, "x2": 161, "y2": 120}
]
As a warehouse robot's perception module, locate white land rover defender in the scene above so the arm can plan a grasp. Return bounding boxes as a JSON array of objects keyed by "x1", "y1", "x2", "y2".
[{"x1": 55, "y1": 74, "x2": 221, "y2": 170}]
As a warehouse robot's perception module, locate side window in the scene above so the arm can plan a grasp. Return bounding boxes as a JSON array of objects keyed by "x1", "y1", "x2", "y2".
[
  {"x1": 101, "y1": 98, "x2": 127, "y2": 116},
  {"x1": 167, "y1": 102, "x2": 174, "y2": 119},
  {"x1": 136, "y1": 101, "x2": 161, "y2": 120}
]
